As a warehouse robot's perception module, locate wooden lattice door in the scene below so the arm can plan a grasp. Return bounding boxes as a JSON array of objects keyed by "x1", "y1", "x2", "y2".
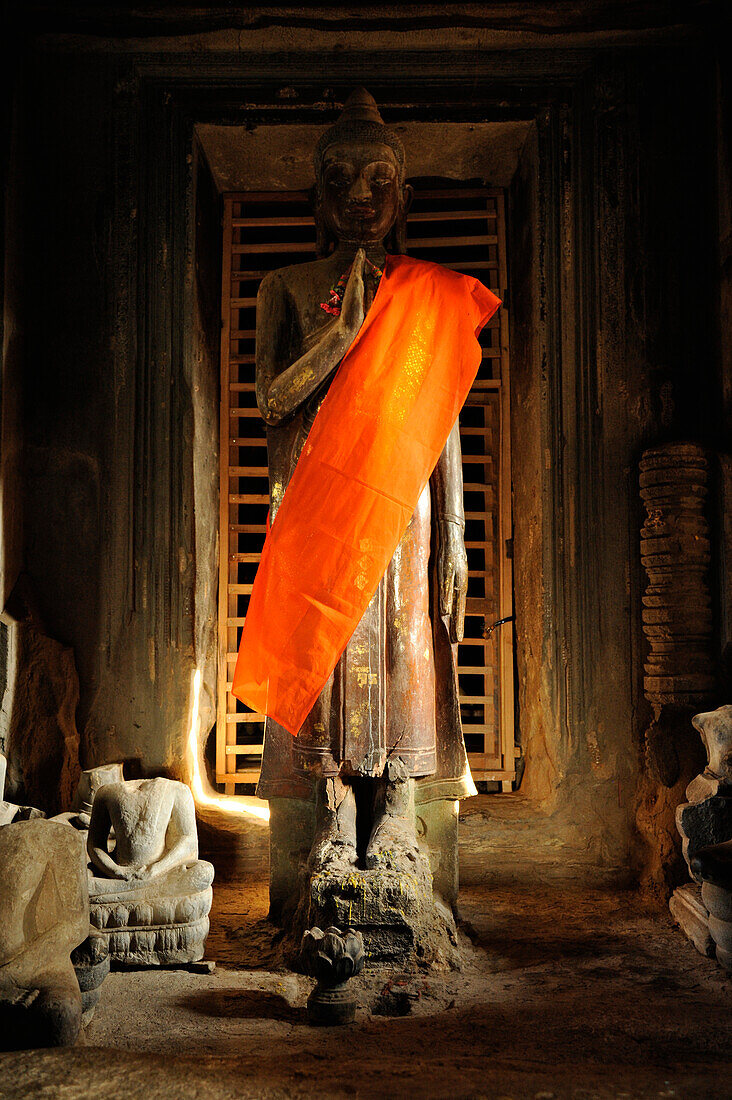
[{"x1": 217, "y1": 186, "x2": 515, "y2": 794}]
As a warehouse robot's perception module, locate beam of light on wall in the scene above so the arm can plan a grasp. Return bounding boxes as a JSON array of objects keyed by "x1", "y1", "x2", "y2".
[{"x1": 186, "y1": 667, "x2": 270, "y2": 823}]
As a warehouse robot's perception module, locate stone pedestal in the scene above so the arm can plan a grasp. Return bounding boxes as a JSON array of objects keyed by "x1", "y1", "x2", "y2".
[
  {"x1": 269, "y1": 796, "x2": 459, "y2": 919},
  {"x1": 89, "y1": 860, "x2": 214, "y2": 967},
  {"x1": 306, "y1": 866, "x2": 429, "y2": 964},
  {"x1": 269, "y1": 795, "x2": 461, "y2": 966},
  {"x1": 294, "y1": 851, "x2": 459, "y2": 968}
]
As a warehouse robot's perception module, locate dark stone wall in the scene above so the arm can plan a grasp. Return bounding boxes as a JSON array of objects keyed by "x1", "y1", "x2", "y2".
[{"x1": 506, "y1": 46, "x2": 721, "y2": 881}]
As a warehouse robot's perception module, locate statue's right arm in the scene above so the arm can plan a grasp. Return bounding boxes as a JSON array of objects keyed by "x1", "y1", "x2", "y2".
[
  {"x1": 87, "y1": 790, "x2": 127, "y2": 879},
  {"x1": 256, "y1": 250, "x2": 366, "y2": 425}
]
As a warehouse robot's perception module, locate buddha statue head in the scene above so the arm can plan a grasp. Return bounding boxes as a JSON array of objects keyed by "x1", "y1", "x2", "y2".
[{"x1": 313, "y1": 88, "x2": 411, "y2": 256}]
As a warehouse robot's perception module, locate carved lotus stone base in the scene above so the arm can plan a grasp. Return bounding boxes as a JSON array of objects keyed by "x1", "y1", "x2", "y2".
[
  {"x1": 669, "y1": 883, "x2": 715, "y2": 959},
  {"x1": 89, "y1": 860, "x2": 214, "y2": 967},
  {"x1": 296, "y1": 858, "x2": 460, "y2": 967}
]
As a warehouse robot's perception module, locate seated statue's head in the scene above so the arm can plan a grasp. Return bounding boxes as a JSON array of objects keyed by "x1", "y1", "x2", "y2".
[{"x1": 313, "y1": 88, "x2": 411, "y2": 255}]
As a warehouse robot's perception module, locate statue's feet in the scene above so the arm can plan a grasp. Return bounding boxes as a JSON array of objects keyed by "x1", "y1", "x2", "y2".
[
  {"x1": 365, "y1": 757, "x2": 420, "y2": 871},
  {"x1": 309, "y1": 777, "x2": 358, "y2": 873}
]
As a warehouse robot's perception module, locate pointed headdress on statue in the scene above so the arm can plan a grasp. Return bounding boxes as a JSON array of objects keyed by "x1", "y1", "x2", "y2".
[
  {"x1": 314, "y1": 87, "x2": 406, "y2": 183},
  {"x1": 313, "y1": 88, "x2": 409, "y2": 256}
]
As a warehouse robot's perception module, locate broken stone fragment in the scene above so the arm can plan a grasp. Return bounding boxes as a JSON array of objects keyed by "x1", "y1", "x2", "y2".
[
  {"x1": 52, "y1": 762, "x2": 125, "y2": 832},
  {"x1": 71, "y1": 933, "x2": 110, "y2": 1024},
  {"x1": 0, "y1": 820, "x2": 90, "y2": 1050}
]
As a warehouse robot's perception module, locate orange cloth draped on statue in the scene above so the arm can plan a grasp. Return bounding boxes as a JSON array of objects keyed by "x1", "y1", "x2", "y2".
[{"x1": 232, "y1": 254, "x2": 501, "y2": 735}]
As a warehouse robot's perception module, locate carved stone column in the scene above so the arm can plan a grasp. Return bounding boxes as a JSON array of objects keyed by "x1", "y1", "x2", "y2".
[{"x1": 639, "y1": 443, "x2": 715, "y2": 787}]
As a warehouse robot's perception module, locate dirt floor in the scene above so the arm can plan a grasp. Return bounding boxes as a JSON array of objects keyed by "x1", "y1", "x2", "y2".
[{"x1": 1, "y1": 795, "x2": 731, "y2": 1099}]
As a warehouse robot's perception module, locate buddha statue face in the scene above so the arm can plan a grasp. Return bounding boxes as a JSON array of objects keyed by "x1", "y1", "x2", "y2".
[{"x1": 319, "y1": 139, "x2": 403, "y2": 247}]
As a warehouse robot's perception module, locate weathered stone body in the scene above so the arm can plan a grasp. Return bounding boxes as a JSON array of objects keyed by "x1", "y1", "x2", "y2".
[{"x1": 0, "y1": 820, "x2": 89, "y2": 1050}]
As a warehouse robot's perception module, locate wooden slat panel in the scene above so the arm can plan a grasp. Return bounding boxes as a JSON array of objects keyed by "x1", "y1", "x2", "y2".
[
  {"x1": 407, "y1": 234, "x2": 498, "y2": 249},
  {"x1": 215, "y1": 769, "x2": 262, "y2": 784}
]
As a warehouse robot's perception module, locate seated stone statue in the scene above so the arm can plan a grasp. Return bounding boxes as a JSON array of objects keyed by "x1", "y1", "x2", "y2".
[
  {"x1": 0, "y1": 819, "x2": 89, "y2": 1050},
  {"x1": 86, "y1": 777, "x2": 213, "y2": 966}
]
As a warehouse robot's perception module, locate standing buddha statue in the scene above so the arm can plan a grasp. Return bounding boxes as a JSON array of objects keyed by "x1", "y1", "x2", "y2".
[{"x1": 232, "y1": 89, "x2": 500, "y2": 882}]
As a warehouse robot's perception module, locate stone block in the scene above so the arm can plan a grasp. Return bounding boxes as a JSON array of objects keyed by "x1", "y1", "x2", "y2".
[
  {"x1": 418, "y1": 798, "x2": 458, "y2": 908},
  {"x1": 268, "y1": 796, "x2": 316, "y2": 920},
  {"x1": 669, "y1": 883, "x2": 715, "y2": 958},
  {"x1": 306, "y1": 866, "x2": 427, "y2": 962}
]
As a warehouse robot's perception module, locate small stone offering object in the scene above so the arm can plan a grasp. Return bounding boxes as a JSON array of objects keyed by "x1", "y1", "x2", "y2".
[
  {"x1": 672, "y1": 705, "x2": 732, "y2": 970},
  {"x1": 0, "y1": 819, "x2": 89, "y2": 1050},
  {"x1": 86, "y1": 777, "x2": 214, "y2": 966},
  {"x1": 301, "y1": 925, "x2": 365, "y2": 1025}
]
